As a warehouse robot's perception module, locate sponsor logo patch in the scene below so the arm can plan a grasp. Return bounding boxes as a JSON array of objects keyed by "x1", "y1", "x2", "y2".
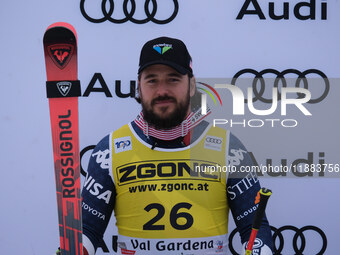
[
  {"x1": 204, "y1": 135, "x2": 223, "y2": 151},
  {"x1": 92, "y1": 149, "x2": 110, "y2": 169},
  {"x1": 114, "y1": 136, "x2": 132, "y2": 153}
]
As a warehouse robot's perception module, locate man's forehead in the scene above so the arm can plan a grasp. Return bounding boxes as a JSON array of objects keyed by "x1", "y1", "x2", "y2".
[{"x1": 141, "y1": 64, "x2": 184, "y2": 78}]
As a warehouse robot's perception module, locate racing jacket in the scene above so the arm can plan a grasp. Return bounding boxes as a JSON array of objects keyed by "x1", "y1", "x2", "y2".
[{"x1": 82, "y1": 120, "x2": 273, "y2": 255}]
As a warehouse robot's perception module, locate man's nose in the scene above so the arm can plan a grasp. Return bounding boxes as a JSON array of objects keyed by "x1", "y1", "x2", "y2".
[{"x1": 155, "y1": 81, "x2": 170, "y2": 96}]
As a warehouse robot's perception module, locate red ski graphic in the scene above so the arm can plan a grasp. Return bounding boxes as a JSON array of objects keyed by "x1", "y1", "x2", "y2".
[
  {"x1": 43, "y1": 22, "x2": 83, "y2": 255},
  {"x1": 48, "y1": 44, "x2": 74, "y2": 69}
]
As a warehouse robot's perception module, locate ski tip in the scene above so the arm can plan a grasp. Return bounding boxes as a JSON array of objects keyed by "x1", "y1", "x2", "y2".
[{"x1": 46, "y1": 22, "x2": 77, "y2": 39}]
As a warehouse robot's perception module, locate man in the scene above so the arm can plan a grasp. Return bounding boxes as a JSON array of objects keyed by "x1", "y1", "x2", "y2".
[{"x1": 81, "y1": 37, "x2": 273, "y2": 255}]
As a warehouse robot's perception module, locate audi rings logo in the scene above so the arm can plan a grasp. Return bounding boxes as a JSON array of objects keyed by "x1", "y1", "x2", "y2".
[
  {"x1": 205, "y1": 137, "x2": 222, "y2": 144},
  {"x1": 80, "y1": 0, "x2": 179, "y2": 24},
  {"x1": 271, "y1": 225, "x2": 327, "y2": 255},
  {"x1": 231, "y1": 69, "x2": 330, "y2": 104},
  {"x1": 228, "y1": 225, "x2": 327, "y2": 255}
]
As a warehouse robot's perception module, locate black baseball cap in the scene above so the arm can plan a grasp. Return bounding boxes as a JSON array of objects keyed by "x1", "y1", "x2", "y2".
[{"x1": 138, "y1": 36, "x2": 193, "y2": 76}]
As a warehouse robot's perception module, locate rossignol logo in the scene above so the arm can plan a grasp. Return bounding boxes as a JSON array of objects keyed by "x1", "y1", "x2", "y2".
[
  {"x1": 48, "y1": 44, "x2": 74, "y2": 69},
  {"x1": 236, "y1": 0, "x2": 327, "y2": 20},
  {"x1": 58, "y1": 110, "x2": 76, "y2": 198},
  {"x1": 153, "y1": 43, "x2": 172, "y2": 54},
  {"x1": 57, "y1": 82, "x2": 72, "y2": 96}
]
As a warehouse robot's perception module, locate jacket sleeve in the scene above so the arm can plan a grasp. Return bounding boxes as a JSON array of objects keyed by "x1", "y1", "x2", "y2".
[
  {"x1": 226, "y1": 132, "x2": 273, "y2": 254},
  {"x1": 81, "y1": 134, "x2": 116, "y2": 255}
]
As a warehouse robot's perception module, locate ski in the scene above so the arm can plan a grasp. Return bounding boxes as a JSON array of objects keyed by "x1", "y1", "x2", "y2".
[{"x1": 43, "y1": 22, "x2": 82, "y2": 255}]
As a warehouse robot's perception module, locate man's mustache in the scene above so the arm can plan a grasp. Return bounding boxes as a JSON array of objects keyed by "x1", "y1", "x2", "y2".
[{"x1": 151, "y1": 96, "x2": 176, "y2": 106}]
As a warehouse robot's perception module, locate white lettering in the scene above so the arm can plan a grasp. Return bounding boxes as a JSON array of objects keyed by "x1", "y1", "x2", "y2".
[
  {"x1": 281, "y1": 88, "x2": 312, "y2": 115},
  {"x1": 92, "y1": 149, "x2": 110, "y2": 169},
  {"x1": 83, "y1": 175, "x2": 112, "y2": 204}
]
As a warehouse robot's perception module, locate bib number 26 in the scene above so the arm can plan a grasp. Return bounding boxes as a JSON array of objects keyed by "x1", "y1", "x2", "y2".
[{"x1": 143, "y1": 202, "x2": 193, "y2": 231}]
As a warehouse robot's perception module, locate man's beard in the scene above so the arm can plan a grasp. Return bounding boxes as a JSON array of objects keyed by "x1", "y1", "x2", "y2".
[{"x1": 141, "y1": 92, "x2": 190, "y2": 130}]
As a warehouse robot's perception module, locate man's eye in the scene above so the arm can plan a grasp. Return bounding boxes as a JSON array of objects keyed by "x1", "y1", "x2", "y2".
[{"x1": 146, "y1": 79, "x2": 157, "y2": 84}]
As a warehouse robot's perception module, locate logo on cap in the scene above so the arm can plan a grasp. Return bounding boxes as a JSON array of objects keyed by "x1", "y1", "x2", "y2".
[{"x1": 153, "y1": 43, "x2": 172, "y2": 54}]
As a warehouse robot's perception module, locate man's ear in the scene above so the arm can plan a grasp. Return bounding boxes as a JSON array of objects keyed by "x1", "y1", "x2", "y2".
[
  {"x1": 135, "y1": 80, "x2": 142, "y2": 104},
  {"x1": 189, "y1": 76, "x2": 196, "y2": 97},
  {"x1": 137, "y1": 80, "x2": 141, "y2": 94}
]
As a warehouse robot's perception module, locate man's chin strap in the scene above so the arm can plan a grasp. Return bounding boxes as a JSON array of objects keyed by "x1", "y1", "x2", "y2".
[{"x1": 134, "y1": 107, "x2": 211, "y2": 141}]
